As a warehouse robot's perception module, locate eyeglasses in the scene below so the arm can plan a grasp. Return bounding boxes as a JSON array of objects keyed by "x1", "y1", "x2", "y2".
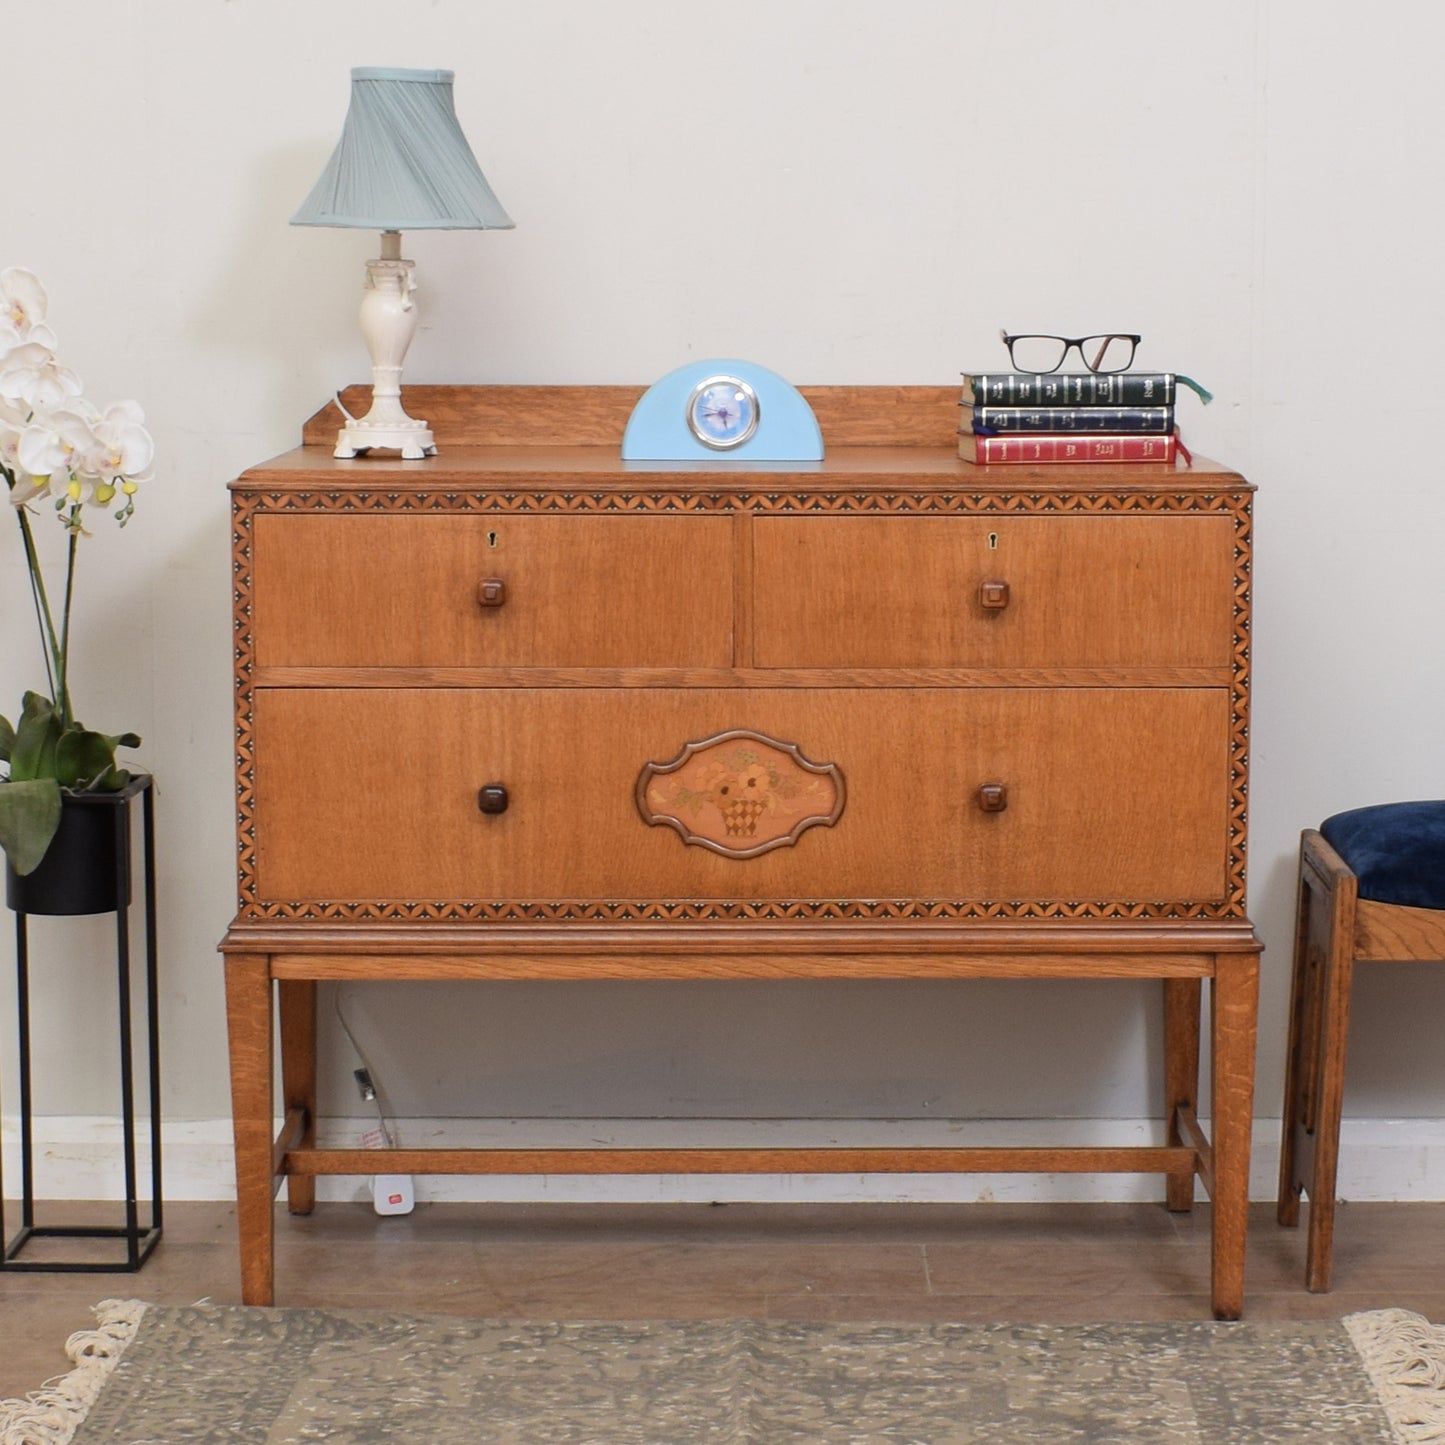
[{"x1": 999, "y1": 330, "x2": 1140, "y2": 374}]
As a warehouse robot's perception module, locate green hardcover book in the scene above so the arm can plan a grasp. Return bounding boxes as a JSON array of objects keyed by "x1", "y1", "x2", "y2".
[{"x1": 962, "y1": 372, "x2": 1179, "y2": 407}]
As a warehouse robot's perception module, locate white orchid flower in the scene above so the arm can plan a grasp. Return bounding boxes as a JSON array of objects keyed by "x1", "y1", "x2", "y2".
[
  {"x1": 0, "y1": 340, "x2": 82, "y2": 411},
  {"x1": 0, "y1": 268, "x2": 47, "y2": 337},
  {"x1": 6, "y1": 471, "x2": 50, "y2": 507},
  {"x1": 4, "y1": 404, "x2": 55, "y2": 506},
  {"x1": 0, "y1": 318, "x2": 56, "y2": 363},
  {"x1": 17, "y1": 409, "x2": 96, "y2": 485},
  {"x1": 88, "y1": 400, "x2": 155, "y2": 484},
  {"x1": 1, "y1": 409, "x2": 27, "y2": 484}
]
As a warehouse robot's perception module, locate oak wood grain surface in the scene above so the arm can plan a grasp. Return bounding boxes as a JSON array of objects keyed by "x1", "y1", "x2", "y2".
[
  {"x1": 239, "y1": 442, "x2": 1243, "y2": 488},
  {"x1": 253, "y1": 513, "x2": 736, "y2": 669},
  {"x1": 752, "y1": 514, "x2": 1235, "y2": 670}
]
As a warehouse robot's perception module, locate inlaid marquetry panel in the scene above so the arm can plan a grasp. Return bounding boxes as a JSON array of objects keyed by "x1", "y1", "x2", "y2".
[{"x1": 636, "y1": 729, "x2": 845, "y2": 858}]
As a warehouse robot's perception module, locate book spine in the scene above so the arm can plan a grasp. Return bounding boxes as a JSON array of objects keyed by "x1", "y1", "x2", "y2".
[
  {"x1": 964, "y1": 405, "x2": 1174, "y2": 434},
  {"x1": 961, "y1": 373, "x2": 1177, "y2": 407},
  {"x1": 961, "y1": 432, "x2": 1179, "y2": 464}
]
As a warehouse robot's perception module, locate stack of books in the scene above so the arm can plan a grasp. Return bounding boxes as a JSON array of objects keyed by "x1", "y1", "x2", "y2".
[{"x1": 958, "y1": 370, "x2": 1190, "y2": 465}]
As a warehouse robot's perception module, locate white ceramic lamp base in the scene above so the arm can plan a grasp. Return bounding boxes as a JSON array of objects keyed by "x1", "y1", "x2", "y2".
[{"x1": 334, "y1": 233, "x2": 437, "y2": 460}]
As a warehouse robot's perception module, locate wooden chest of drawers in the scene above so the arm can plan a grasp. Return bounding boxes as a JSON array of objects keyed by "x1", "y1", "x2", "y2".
[{"x1": 223, "y1": 385, "x2": 1260, "y2": 1316}]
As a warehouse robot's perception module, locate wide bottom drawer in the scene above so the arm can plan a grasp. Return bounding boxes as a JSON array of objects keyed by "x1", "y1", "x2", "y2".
[{"x1": 251, "y1": 688, "x2": 1230, "y2": 904}]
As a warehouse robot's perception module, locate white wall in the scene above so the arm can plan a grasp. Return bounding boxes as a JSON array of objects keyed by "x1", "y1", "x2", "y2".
[{"x1": 4, "y1": 1, "x2": 1444, "y2": 1198}]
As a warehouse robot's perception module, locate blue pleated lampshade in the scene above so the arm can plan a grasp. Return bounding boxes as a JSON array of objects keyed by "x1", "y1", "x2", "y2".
[{"x1": 291, "y1": 67, "x2": 514, "y2": 231}]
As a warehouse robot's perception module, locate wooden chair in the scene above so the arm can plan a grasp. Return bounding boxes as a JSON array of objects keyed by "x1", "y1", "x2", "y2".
[{"x1": 1278, "y1": 802, "x2": 1445, "y2": 1290}]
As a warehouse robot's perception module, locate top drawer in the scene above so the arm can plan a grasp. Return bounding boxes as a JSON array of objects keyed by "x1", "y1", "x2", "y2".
[
  {"x1": 250, "y1": 514, "x2": 735, "y2": 668},
  {"x1": 753, "y1": 515, "x2": 1236, "y2": 668}
]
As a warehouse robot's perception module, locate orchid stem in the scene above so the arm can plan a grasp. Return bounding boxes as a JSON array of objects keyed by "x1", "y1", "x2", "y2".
[
  {"x1": 14, "y1": 504, "x2": 64, "y2": 712},
  {"x1": 58, "y1": 515, "x2": 79, "y2": 728}
]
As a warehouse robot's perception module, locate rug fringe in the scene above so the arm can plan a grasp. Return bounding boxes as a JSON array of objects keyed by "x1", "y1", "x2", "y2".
[
  {"x1": 1347, "y1": 1308, "x2": 1445, "y2": 1444},
  {"x1": 0, "y1": 1300, "x2": 146, "y2": 1445}
]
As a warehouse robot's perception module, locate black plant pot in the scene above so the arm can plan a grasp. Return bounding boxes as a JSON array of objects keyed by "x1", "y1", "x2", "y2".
[{"x1": 4, "y1": 778, "x2": 146, "y2": 917}]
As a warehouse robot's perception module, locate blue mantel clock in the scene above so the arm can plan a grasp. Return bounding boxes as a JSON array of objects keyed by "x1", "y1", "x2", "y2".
[{"x1": 621, "y1": 359, "x2": 824, "y2": 462}]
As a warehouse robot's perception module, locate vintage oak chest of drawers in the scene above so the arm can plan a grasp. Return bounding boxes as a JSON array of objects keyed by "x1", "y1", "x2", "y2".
[{"x1": 223, "y1": 384, "x2": 1260, "y2": 1315}]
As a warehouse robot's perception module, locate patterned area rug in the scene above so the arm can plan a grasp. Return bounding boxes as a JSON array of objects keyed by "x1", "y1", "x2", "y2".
[{"x1": 2, "y1": 1302, "x2": 1444, "y2": 1444}]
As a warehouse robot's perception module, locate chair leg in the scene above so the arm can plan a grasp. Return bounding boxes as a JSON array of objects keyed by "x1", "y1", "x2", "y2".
[
  {"x1": 1277, "y1": 829, "x2": 1358, "y2": 1291},
  {"x1": 1277, "y1": 838, "x2": 1317, "y2": 1227},
  {"x1": 1303, "y1": 867, "x2": 1357, "y2": 1292}
]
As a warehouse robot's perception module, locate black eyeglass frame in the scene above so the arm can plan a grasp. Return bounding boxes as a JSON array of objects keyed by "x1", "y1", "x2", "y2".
[{"x1": 999, "y1": 330, "x2": 1142, "y2": 375}]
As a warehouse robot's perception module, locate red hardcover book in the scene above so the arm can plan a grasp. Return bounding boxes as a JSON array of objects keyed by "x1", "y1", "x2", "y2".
[{"x1": 960, "y1": 431, "x2": 1182, "y2": 464}]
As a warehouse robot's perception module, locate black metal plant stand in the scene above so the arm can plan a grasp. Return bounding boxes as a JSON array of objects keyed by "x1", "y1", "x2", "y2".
[{"x1": 1, "y1": 775, "x2": 161, "y2": 1271}]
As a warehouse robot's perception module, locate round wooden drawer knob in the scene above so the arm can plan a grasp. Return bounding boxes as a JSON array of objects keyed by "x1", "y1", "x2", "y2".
[{"x1": 477, "y1": 784, "x2": 510, "y2": 815}]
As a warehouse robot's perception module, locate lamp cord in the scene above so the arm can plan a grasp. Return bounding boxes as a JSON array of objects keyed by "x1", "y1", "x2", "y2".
[{"x1": 333, "y1": 986, "x2": 397, "y2": 1149}]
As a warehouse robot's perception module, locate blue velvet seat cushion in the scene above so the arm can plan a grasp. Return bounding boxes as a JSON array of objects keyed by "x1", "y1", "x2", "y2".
[{"x1": 1320, "y1": 801, "x2": 1445, "y2": 910}]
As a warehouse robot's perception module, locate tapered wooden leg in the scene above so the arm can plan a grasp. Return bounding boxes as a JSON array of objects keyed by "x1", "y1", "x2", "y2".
[
  {"x1": 1276, "y1": 831, "x2": 1358, "y2": 1291},
  {"x1": 278, "y1": 979, "x2": 318, "y2": 1216},
  {"x1": 1276, "y1": 842, "x2": 1317, "y2": 1228},
  {"x1": 225, "y1": 952, "x2": 276, "y2": 1307},
  {"x1": 1304, "y1": 875, "x2": 1357, "y2": 1292},
  {"x1": 1209, "y1": 949, "x2": 1260, "y2": 1320},
  {"x1": 1163, "y1": 977, "x2": 1202, "y2": 1211}
]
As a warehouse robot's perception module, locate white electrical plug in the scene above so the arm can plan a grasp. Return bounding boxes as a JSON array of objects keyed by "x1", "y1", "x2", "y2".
[
  {"x1": 361, "y1": 1125, "x2": 414, "y2": 1215},
  {"x1": 372, "y1": 1173, "x2": 415, "y2": 1215}
]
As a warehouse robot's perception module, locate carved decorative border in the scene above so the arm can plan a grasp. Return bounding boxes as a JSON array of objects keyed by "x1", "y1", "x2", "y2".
[
  {"x1": 232, "y1": 486, "x2": 1253, "y2": 923},
  {"x1": 237, "y1": 488, "x2": 1246, "y2": 517},
  {"x1": 231, "y1": 898, "x2": 1245, "y2": 924}
]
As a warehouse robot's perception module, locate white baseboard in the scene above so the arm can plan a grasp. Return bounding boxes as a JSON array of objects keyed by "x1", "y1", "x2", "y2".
[{"x1": 7, "y1": 1115, "x2": 1445, "y2": 1204}]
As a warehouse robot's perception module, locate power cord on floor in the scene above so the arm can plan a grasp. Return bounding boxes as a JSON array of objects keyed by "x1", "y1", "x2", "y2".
[{"x1": 333, "y1": 986, "x2": 414, "y2": 1215}]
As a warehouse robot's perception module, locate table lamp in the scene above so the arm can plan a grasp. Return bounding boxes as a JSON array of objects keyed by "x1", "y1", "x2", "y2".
[{"x1": 292, "y1": 66, "x2": 514, "y2": 459}]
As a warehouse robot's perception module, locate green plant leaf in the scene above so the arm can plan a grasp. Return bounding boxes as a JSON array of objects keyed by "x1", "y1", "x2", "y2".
[
  {"x1": 0, "y1": 713, "x2": 13, "y2": 763},
  {"x1": 9, "y1": 693, "x2": 62, "y2": 782},
  {"x1": 0, "y1": 777, "x2": 62, "y2": 875},
  {"x1": 54, "y1": 726, "x2": 139, "y2": 790}
]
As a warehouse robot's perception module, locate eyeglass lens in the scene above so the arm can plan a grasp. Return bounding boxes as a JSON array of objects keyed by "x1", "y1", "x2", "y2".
[{"x1": 1003, "y1": 333, "x2": 1138, "y2": 374}]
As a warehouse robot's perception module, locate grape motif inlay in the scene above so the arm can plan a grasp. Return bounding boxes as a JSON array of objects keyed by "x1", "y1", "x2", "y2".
[{"x1": 637, "y1": 730, "x2": 845, "y2": 859}]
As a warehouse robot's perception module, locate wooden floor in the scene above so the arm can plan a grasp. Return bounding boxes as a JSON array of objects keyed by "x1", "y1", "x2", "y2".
[{"x1": 2, "y1": 1198, "x2": 1442, "y2": 1401}]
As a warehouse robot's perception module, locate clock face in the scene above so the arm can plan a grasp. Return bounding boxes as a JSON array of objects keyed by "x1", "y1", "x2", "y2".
[{"x1": 686, "y1": 376, "x2": 760, "y2": 450}]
